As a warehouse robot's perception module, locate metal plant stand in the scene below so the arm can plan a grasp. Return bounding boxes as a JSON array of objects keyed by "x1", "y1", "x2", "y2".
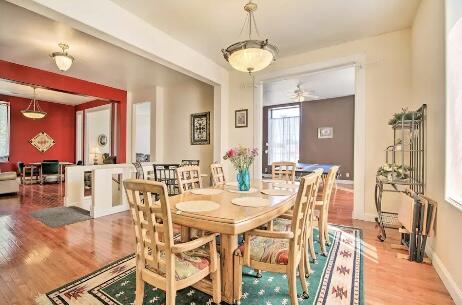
[{"x1": 375, "y1": 104, "x2": 426, "y2": 241}]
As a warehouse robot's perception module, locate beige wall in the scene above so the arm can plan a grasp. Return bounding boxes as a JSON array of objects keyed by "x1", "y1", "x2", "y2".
[
  {"x1": 163, "y1": 80, "x2": 214, "y2": 177},
  {"x1": 412, "y1": 0, "x2": 462, "y2": 302},
  {"x1": 228, "y1": 29, "x2": 413, "y2": 215}
]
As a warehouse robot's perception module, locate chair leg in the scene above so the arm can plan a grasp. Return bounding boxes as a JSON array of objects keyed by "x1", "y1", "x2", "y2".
[
  {"x1": 304, "y1": 244, "x2": 312, "y2": 278},
  {"x1": 298, "y1": 260, "x2": 309, "y2": 299},
  {"x1": 135, "y1": 265, "x2": 145, "y2": 305},
  {"x1": 318, "y1": 217, "x2": 327, "y2": 256},
  {"x1": 233, "y1": 252, "x2": 243, "y2": 305},
  {"x1": 211, "y1": 257, "x2": 222, "y2": 304},
  {"x1": 308, "y1": 235, "x2": 316, "y2": 261},
  {"x1": 288, "y1": 264, "x2": 299, "y2": 305},
  {"x1": 165, "y1": 280, "x2": 176, "y2": 305},
  {"x1": 324, "y1": 219, "x2": 330, "y2": 246}
]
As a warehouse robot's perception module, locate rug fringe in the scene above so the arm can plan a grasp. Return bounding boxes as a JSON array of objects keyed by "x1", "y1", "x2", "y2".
[{"x1": 34, "y1": 294, "x2": 53, "y2": 305}]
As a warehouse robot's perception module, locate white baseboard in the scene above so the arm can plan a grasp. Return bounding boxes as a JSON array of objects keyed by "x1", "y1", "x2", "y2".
[
  {"x1": 427, "y1": 249, "x2": 462, "y2": 305},
  {"x1": 337, "y1": 179, "x2": 354, "y2": 184}
]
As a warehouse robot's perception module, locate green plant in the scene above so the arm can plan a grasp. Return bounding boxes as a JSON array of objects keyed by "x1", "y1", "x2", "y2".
[
  {"x1": 388, "y1": 108, "x2": 422, "y2": 125},
  {"x1": 377, "y1": 163, "x2": 411, "y2": 180}
]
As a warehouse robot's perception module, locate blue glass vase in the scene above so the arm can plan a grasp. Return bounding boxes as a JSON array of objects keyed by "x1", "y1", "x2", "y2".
[{"x1": 236, "y1": 168, "x2": 250, "y2": 191}]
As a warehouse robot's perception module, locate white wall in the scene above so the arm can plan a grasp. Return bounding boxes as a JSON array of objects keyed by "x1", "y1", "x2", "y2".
[
  {"x1": 412, "y1": 0, "x2": 462, "y2": 303},
  {"x1": 163, "y1": 79, "x2": 214, "y2": 177},
  {"x1": 134, "y1": 102, "x2": 151, "y2": 155},
  {"x1": 228, "y1": 29, "x2": 413, "y2": 217},
  {"x1": 85, "y1": 105, "x2": 111, "y2": 164}
]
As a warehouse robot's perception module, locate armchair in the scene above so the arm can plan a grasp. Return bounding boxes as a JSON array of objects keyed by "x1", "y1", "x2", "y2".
[{"x1": 123, "y1": 179, "x2": 221, "y2": 305}]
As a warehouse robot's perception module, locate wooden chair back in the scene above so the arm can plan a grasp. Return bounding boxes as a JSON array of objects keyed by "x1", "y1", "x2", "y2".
[
  {"x1": 123, "y1": 179, "x2": 175, "y2": 276},
  {"x1": 210, "y1": 163, "x2": 226, "y2": 186},
  {"x1": 176, "y1": 165, "x2": 202, "y2": 193},
  {"x1": 272, "y1": 161, "x2": 296, "y2": 182},
  {"x1": 320, "y1": 166, "x2": 340, "y2": 212},
  {"x1": 153, "y1": 164, "x2": 180, "y2": 196},
  {"x1": 181, "y1": 160, "x2": 200, "y2": 166},
  {"x1": 290, "y1": 170, "x2": 323, "y2": 256},
  {"x1": 133, "y1": 162, "x2": 145, "y2": 180}
]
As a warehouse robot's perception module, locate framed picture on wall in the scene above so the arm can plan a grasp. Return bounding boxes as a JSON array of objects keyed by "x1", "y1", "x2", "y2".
[
  {"x1": 235, "y1": 109, "x2": 248, "y2": 128},
  {"x1": 191, "y1": 112, "x2": 210, "y2": 145},
  {"x1": 318, "y1": 127, "x2": 333, "y2": 139}
]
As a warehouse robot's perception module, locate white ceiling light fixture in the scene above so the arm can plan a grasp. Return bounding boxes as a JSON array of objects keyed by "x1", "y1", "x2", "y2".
[
  {"x1": 50, "y1": 43, "x2": 74, "y2": 72},
  {"x1": 291, "y1": 84, "x2": 320, "y2": 102},
  {"x1": 222, "y1": 1, "x2": 278, "y2": 74},
  {"x1": 21, "y1": 87, "x2": 46, "y2": 119}
]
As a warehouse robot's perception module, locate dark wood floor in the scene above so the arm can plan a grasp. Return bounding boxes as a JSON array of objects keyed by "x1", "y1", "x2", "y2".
[{"x1": 0, "y1": 184, "x2": 454, "y2": 305}]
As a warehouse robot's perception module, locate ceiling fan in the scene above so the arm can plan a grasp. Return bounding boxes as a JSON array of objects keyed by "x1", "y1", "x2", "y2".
[{"x1": 290, "y1": 84, "x2": 320, "y2": 102}]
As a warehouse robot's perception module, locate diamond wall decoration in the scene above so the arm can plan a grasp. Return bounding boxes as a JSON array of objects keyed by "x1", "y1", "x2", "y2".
[{"x1": 29, "y1": 132, "x2": 55, "y2": 152}]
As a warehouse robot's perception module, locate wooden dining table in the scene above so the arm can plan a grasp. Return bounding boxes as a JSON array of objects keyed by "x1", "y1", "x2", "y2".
[{"x1": 169, "y1": 180, "x2": 298, "y2": 304}]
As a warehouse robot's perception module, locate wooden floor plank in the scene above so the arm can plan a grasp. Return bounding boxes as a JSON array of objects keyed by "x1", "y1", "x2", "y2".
[{"x1": 0, "y1": 183, "x2": 455, "y2": 304}]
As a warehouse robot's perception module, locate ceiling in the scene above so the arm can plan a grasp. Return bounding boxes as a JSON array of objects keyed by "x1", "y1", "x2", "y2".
[
  {"x1": 110, "y1": 0, "x2": 421, "y2": 67},
  {"x1": 0, "y1": 79, "x2": 96, "y2": 105},
  {"x1": 0, "y1": 1, "x2": 205, "y2": 92},
  {"x1": 263, "y1": 66, "x2": 355, "y2": 106}
]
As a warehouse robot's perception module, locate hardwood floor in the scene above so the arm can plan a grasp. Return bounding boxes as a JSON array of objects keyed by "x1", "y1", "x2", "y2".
[{"x1": 0, "y1": 184, "x2": 454, "y2": 305}]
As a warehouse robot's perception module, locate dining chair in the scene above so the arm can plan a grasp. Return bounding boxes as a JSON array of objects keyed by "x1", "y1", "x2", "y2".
[
  {"x1": 153, "y1": 164, "x2": 180, "y2": 196},
  {"x1": 210, "y1": 163, "x2": 226, "y2": 186},
  {"x1": 234, "y1": 171, "x2": 322, "y2": 305},
  {"x1": 17, "y1": 161, "x2": 39, "y2": 184},
  {"x1": 272, "y1": 169, "x2": 323, "y2": 276},
  {"x1": 314, "y1": 166, "x2": 340, "y2": 255},
  {"x1": 123, "y1": 179, "x2": 221, "y2": 305},
  {"x1": 133, "y1": 162, "x2": 145, "y2": 179},
  {"x1": 176, "y1": 165, "x2": 202, "y2": 193},
  {"x1": 272, "y1": 161, "x2": 296, "y2": 182},
  {"x1": 180, "y1": 159, "x2": 200, "y2": 167},
  {"x1": 40, "y1": 161, "x2": 61, "y2": 184}
]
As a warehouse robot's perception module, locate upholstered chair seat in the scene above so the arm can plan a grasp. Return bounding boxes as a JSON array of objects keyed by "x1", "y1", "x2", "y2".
[{"x1": 239, "y1": 236, "x2": 290, "y2": 265}]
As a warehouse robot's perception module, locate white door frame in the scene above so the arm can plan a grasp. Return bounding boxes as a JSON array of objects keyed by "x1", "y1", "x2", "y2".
[{"x1": 253, "y1": 54, "x2": 366, "y2": 220}]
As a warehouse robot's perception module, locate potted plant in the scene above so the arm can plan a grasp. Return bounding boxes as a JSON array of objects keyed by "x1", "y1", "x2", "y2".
[
  {"x1": 377, "y1": 163, "x2": 411, "y2": 181},
  {"x1": 223, "y1": 146, "x2": 258, "y2": 191}
]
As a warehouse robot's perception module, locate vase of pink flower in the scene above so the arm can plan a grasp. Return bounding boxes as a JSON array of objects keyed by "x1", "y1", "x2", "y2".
[{"x1": 223, "y1": 146, "x2": 258, "y2": 191}]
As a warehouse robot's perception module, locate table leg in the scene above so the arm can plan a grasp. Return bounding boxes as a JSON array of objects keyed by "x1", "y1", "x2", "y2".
[
  {"x1": 180, "y1": 226, "x2": 191, "y2": 243},
  {"x1": 220, "y1": 234, "x2": 239, "y2": 304}
]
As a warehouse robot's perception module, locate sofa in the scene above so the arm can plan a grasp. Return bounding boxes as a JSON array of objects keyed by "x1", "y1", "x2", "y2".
[{"x1": 0, "y1": 171, "x2": 19, "y2": 194}]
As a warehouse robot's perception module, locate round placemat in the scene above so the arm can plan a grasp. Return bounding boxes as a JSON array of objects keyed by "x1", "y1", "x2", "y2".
[
  {"x1": 231, "y1": 197, "x2": 270, "y2": 207},
  {"x1": 176, "y1": 201, "x2": 220, "y2": 213},
  {"x1": 226, "y1": 181, "x2": 238, "y2": 186},
  {"x1": 226, "y1": 187, "x2": 258, "y2": 194},
  {"x1": 190, "y1": 188, "x2": 224, "y2": 195},
  {"x1": 261, "y1": 189, "x2": 293, "y2": 196}
]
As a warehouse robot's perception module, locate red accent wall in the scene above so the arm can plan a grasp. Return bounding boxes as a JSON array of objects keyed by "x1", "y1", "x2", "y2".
[
  {"x1": 0, "y1": 94, "x2": 75, "y2": 172},
  {"x1": 0, "y1": 60, "x2": 127, "y2": 163}
]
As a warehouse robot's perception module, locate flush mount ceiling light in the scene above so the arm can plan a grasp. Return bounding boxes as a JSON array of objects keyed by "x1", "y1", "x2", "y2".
[
  {"x1": 222, "y1": 1, "x2": 278, "y2": 74},
  {"x1": 291, "y1": 84, "x2": 320, "y2": 102},
  {"x1": 50, "y1": 43, "x2": 74, "y2": 72},
  {"x1": 21, "y1": 87, "x2": 46, "y2": 119}
]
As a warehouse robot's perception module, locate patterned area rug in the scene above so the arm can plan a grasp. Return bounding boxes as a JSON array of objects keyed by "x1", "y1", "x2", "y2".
[{"x1": 36, "y1": 225, "x2": 363, "y2": 305}]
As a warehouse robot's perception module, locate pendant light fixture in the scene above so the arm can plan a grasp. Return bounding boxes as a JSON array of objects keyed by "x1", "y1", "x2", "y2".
[
  {"x1": 21, "y1": 87, "x2": 46, "y2": 119},
  {"x1": 222, "y1": 1, "x2": 278, "y2": 74},
  {"x1": 50, "y1": 43, "x2": 74, "y2": 72}
]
